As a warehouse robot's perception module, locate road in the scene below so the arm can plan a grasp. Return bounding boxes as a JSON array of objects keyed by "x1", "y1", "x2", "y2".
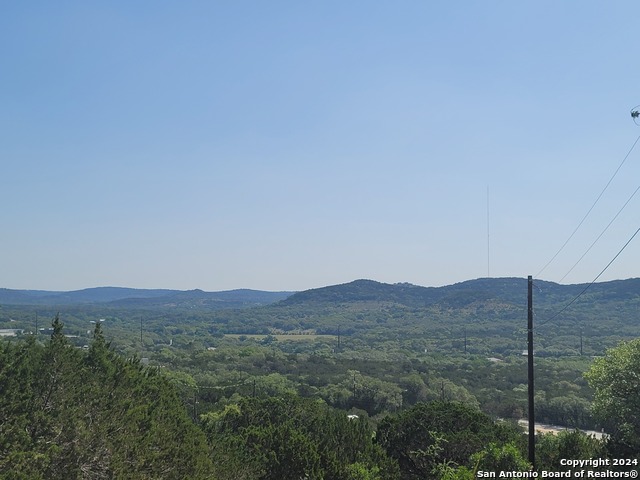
[{"x1": 517, "y1": 420, "x2": 607, "y2": 440}]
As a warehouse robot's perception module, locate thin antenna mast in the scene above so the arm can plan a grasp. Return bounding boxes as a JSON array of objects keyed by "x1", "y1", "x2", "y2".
[{"x1": 487, "y1": 186, "x2": 491, "y2": 278}]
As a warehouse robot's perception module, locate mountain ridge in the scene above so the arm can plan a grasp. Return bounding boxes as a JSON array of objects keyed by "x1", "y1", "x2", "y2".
[
  {"x1": 3, "y1": 277, "x2": 640, "y2": 311},
  {"x1": 279, "y1": 277, "x2": 640, "y2": 309},
  {"x1": 0, "y1": 286, "x2": 295, "y2": 309}
]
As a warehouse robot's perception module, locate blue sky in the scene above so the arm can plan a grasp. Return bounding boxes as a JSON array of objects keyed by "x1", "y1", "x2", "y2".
[{"x1": 2, "y1": 1, "x2": 640, "y2": 291}]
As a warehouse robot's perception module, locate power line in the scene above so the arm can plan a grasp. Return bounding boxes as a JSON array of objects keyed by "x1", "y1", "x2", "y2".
[
  {"x1": 537, "y1": 226, "x2": 640, "y2": 328},
  {"x1": 535, "y1": 134, "x2": 640, "y2": 279},
  {"x1": 558, "y1": 183, "x2": 640, "y2": 282}
]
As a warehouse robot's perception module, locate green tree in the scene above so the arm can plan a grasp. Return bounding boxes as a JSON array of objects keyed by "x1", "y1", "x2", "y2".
[
  {"x1": 202, "y1": 395, "x2": 399, "y2": 479},
  {"x1": 377, "y1": 401, "x2": 524, "y2": 479},
  {"x1": 536, "y1": 430, "x2": 605, "y2": 472},
  {"x1": 584, "y1": 338, "x2": 640, "y2": 458},
  {"x1": 0, "y1": 319, "x2": 213, "y2": 478},
  {"x1": 433, "y1": 443, "x2": 529, "y2": 480},
  {"x1": 471, "y1": 442, "x2": 530, "y2": 474}
]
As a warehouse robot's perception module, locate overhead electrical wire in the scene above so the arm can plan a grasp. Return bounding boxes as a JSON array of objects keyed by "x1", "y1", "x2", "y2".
[
  {"x1": 535, "y1": 133, "x2": 640, "y2": 279},
  {"x1": 532, "y1": 110, "x2": 640, "y2": 350},
  {"x1": 536, "y1": 225, "x2": 640, "y2": 328},
  {"x1": 558, "y1": 183, "x2": 640, "y2": 282}
]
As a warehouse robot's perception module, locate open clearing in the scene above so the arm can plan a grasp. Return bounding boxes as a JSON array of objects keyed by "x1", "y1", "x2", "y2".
[{"x1": 224, "y1": 334, "x2": 337, "y2": 342}]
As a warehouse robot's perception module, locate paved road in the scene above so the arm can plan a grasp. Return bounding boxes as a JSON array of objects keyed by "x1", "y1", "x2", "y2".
[{"x1": 517, "y1": 420, "x2": 607, "y2": 440}]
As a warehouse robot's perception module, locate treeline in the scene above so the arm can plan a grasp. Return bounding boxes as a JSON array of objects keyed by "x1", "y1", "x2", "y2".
[
  {"x1": 0, "y1": 306, "x2": 602, "y2": 430},
  {"x1": 158, "y1": 341, "x2": 596, "y2": 430}
]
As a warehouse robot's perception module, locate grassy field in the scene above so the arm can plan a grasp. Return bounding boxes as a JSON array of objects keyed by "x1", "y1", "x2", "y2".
[{"x1": 224, "y1": 334, "x2": 337, "y2": 342}]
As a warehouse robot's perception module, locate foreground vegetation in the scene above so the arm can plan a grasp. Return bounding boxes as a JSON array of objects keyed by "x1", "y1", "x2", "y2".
[{"x1": 1, "y1": 316, "x2": 639, "y2": 478}]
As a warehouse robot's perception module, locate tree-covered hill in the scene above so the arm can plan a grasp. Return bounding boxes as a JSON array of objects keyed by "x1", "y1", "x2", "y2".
[
  {"x1": 202, "y1": 277, "x2": 639, "y2": 357},
  {"x1": 107, "y1": 288, "x2": 295, "y2": 309},
  {"x1": 5, "y1": 276, "x2": 640, "y2": 314},
  {"x1": 0, "y1": 286, "x2": 294, "y2": 309},
  {"x1": 2, "y1": 277, "x2": 639, "y2": 357},
  {"x1": 279, "y1": 277, "x2": 640, "y2": 311}
]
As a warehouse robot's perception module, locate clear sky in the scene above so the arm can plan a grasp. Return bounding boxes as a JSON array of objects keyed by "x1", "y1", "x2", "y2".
[{"x1": 2, "y1": 1, "x2": 640, "y2": 292}]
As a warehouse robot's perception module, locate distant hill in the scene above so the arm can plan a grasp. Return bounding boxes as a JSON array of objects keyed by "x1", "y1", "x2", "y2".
[
  {"x1": 5, "y1": 277, "x2": 640, "y2": 312},
  {"x1": 108, "y1": 289, "x2": 294, "y2": 309},
  {"x1": 279, "y1": 277, "x2": 640, "y2": 310},
  {"x1": 3, "y1": 277, "x2": 639, "y2": 356},
  {"x1": 280, "y1": 277, "x2": 528, "y2": 307},
  {"x1": 249, "y1": 277, "x2": 640, "y2": 355},
  {"x1": 0, "y1": 287, "x2": 295, "y2": 309}
]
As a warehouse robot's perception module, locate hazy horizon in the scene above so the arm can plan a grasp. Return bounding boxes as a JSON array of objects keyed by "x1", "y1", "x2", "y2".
[{"x1": 4, "y1": 274, "x2": 640, "y2": 294}]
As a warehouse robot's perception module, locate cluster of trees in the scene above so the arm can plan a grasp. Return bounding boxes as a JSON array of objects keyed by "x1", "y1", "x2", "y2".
[
  {"x1": 0, "y1": 317, "x2": 212, "y2": 478},
  {"x1": 0, "y1": 301, "x2": 601, "y2": 431},
  {"x1": 1, "y1": 313, "x2": 639, "y2": 478},
  {"x1": 377, "y1": 401, "x2": 528, "y2": 478},
  {"x1": 202, "y1": 395, "x2": 398, "y2": 479},
  {"x1": 585, "y1": 338, "x2": 640, "y2": 456},
  {"x1": 155, "y1": 342, "x2": 595, "y2": 429}
]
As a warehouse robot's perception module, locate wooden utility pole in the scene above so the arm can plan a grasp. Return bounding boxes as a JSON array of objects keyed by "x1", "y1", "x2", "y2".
[{"x1": 527, "y1": 275, "x2": 535, "y2": 469}]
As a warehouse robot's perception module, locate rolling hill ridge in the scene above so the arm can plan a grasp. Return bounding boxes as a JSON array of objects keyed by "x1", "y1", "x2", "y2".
[{"x1": 0, "y1": 287, "x2": 294, "y2": 309}]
